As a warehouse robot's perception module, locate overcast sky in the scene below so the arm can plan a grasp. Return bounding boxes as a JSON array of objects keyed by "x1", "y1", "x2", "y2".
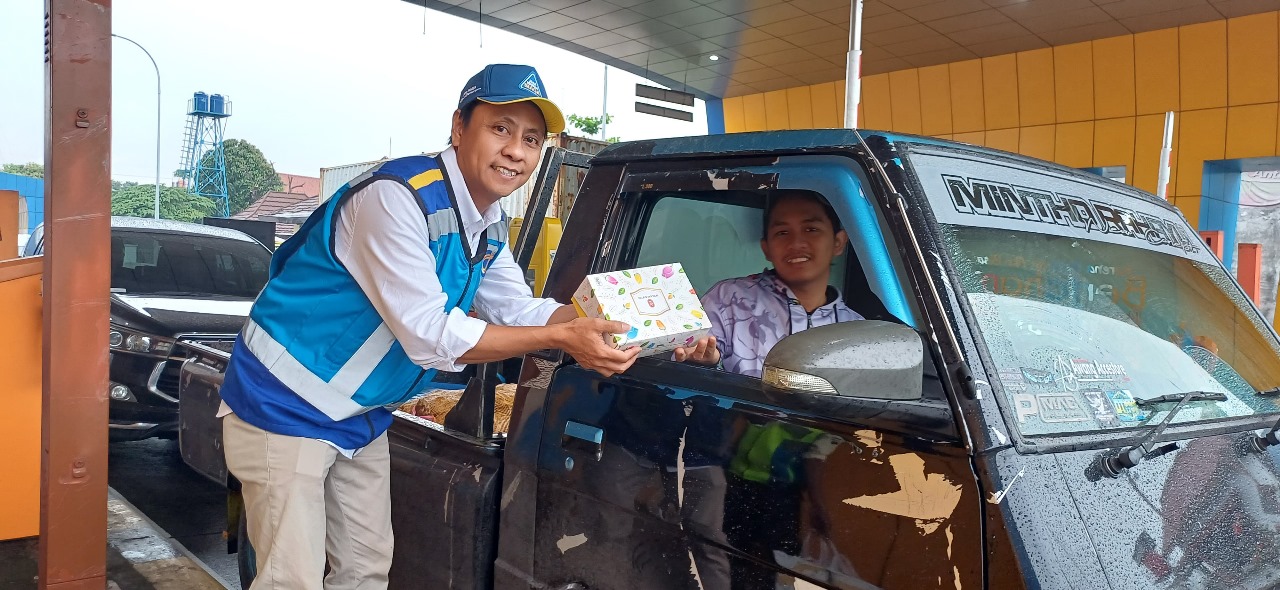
[{"x1": 0, "y1": 0, "x2": 707, "y2": 184}]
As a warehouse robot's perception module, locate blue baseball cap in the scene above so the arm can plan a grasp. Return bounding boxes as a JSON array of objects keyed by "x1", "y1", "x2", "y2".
[{"x1": 458, "y1": 64, "x2": 565, "y2": 134}]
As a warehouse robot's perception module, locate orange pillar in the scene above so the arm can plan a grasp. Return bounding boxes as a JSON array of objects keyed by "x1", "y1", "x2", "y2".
[
  {"x1": 1237, "y1": 243, "x2": 1263, "y2": 306},
  {"x1": 41, "y1": 0, "x2": 111, "y2": 588},
  {"x1": 1199, "y1": 230, "x2": 1224, "y2": 260}
]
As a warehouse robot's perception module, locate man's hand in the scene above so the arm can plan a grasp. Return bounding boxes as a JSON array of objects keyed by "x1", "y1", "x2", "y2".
[
  {"x1": 558, "y1": 318, "x2": 641, "y2": 377},
  {"x1": 673, "y1": 336, "x2": 720, "y2": 366}
]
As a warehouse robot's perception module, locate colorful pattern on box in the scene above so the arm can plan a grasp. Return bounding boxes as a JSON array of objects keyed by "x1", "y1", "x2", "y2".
[{"x1": 573, "y1": 263, "x2": 712, "y2": 356}]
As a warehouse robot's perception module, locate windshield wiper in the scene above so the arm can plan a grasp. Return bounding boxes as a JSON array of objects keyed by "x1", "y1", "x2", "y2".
[
  {"x1": 1089, "y1": 390, "x2": 1216, "y2": 480},
  {"x1": 1134, "y1": 391, "x2": 1226, "y2": 407}
]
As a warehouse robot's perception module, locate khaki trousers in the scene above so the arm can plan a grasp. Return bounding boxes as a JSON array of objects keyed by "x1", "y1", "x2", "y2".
[{"x1": 223, "y1": 412, "x2": 394, "y2": 590}]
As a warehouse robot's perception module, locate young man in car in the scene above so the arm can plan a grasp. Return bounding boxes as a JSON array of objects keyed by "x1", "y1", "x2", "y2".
[
  {"x1": 675, "y1": 191, "x2": 862, "y2": 376},
  {"x1": 218, "y1": 64, "x2": 639, "y2": 589}
]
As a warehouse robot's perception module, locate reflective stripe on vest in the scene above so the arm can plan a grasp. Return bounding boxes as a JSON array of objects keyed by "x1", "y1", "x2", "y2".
[{"x1": 240, "y1": 318, "x2": 397, "y2": 421}]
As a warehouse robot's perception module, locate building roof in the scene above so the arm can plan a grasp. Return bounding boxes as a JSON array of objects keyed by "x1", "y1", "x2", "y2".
[
  {"x1": 262, "y1": 197, "x2": 319, "y2": 224},
  {"x1": 410, "y1": 0, "x2": 1271, "y2": 100},
  {"x1": 278, "y1": 173, "x2": 321, "y2": 198},
  {"x1": 233, "y1": 191, "x2": 315, "y2": 220}
]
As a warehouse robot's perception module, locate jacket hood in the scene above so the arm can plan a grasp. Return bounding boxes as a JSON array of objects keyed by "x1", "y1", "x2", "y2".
[
  {"x1": 111, "y1": 293, "x2": 252, "y2": 337},
  {"x1": 995, "y1": 430, "x2": 1280, "y2": 589}
]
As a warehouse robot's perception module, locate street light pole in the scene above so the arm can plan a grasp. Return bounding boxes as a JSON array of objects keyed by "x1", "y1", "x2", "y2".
[{"x1": 111, "y1": 34, "x2": 161, "y2": 219}]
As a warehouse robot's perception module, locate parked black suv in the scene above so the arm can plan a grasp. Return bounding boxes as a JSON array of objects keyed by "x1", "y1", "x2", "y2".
[{"x1": 25, "y1": 216, "x2": 271, "y2": 440}]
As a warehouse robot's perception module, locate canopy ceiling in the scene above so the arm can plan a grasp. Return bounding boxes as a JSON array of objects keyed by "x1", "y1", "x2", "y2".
[{"x1": 409, "y1": 0, "x2": 1276, "y2": 100}]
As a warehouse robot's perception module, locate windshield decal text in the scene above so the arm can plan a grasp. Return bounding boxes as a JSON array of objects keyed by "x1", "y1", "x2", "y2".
[{"x1": 943, "y1": 175, "x2": 1203, "y2": 256}]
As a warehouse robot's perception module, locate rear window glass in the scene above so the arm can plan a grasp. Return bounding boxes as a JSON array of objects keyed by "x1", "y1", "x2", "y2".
[{"x1": 111, "y1": 230, "x2": 270, "y2": 297}]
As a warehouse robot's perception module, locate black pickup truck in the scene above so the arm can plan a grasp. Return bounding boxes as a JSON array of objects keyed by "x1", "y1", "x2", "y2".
[{"x1": 179, "y1": 130, "x2": 1280, "y2": 590}]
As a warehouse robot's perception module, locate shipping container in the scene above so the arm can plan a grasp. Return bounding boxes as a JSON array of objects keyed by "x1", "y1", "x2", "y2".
[{"x1": 318, "y1": 159, "x2": 387, "y2": 203}]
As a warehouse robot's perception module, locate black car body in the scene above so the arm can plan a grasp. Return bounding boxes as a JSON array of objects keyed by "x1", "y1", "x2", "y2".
[
  {"x1": 179, "y1": 134, "x2": 1280, "y2": 589},
  {"x1": 26, "y1": 216, "x2": 271, "y2": 441}
]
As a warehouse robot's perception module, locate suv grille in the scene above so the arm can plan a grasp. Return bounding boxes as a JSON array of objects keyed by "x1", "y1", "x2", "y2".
[{"x1": 153, "y1": 336, "x2": 237, "y2": 399}]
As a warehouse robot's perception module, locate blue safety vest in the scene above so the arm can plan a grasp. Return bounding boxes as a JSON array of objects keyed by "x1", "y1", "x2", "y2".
[{"x1": 220, "y1": 155, "x2": 506, "y2": 448}]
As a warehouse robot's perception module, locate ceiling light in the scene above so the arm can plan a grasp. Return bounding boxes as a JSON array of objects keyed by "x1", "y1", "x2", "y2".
[{"x1": 708, "y1": 54, "x2": 720, "y2": 61}]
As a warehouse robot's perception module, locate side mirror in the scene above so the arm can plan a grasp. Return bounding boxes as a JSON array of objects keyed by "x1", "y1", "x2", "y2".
[{"x1": 762, "y1": 320, "x2": 923, "y2": 401}]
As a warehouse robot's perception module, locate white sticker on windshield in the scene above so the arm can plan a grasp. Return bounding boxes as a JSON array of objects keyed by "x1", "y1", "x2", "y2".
[{"x1": 908, "y1": 150, "x2": 1218, "y2": 265}]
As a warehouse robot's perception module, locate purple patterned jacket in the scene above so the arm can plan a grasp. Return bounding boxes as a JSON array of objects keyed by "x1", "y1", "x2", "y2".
[{"x1": 701, "y1": 270, "x2": 863, "y2": 378}]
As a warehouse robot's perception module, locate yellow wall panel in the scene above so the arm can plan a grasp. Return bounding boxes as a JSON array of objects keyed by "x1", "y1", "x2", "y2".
[
  {"x1": 1055, "y1": 122, "x2": 1094, "y2": 168},
  {"x1": 836, "y1": 80, "x2": 847, "y2": 128},
  {"x1": 889, "y1": 69, "x2": 923, "y2": 134},
  {"x1": 1134, "y1": 29, "x2": 1180, "y2": 115},
  {"x1": 742, "y1": 93, "x2": 767, "y2": 132},
  {"x1": 1020, "y1": 125, "x2": 1056, "y2": 161},
  {"x1": 722, "y1": 96, "x2": 746, "y2": 133},
  {"x1": 764, "y1": 89, "x2": 791, "y2": 131},
  {"x1": 1017, "y1": 48, "x2": 1056, "y2": 126},
  {"x1": 986, "y1": 128, "x2": 1019, "y2": 153},
  {"x1": 918, "y1": 64, "x2": 953, "y2": 136},
  {"x1": 1180, "y1": 21, "x2": 1228, "y2": 111},
  {"x1": 983, "y1": 54, "x2": 1020, "y2": 130},
  {"x1": 1093, "y1": 117, "x2": 1136, "y2": 169},
  {"x1": 1132, "y1": 113, "x2": 1172, "y2": 194},
  {"x1": 1228, "y1": 12, "x2": 1279, "y2": 106},
  {"x1": 953, "y1": 131, "x2": 985, "y2": 146},
  {"x1": 1055, "y1": 42, "x2": 1095, "y2": 123},
  {"x1": 1175, "y1": 196, "x2": 1201, "y2": 228},
  {"x1": 786, "y1": 86, "x2": 814, "y2": 129},
  {"x1": 1226, "y1": 103, "x2": 1278, "y2": 159},
  {"x1": 950, "y1": 59, "x2": 986, "y2": 133},
  {"x1": 1093, "y1": 36, "x2": 1136, "y2": 119},
  {"x1": 810, "y1": 82, "x2": 839, "y2": 128},
  {"x1": 1174, "y1": 108, "x2": 1227, "y2": 197},
  {"x1": 863, "y1": 74, "x2": 893, "y2": 130}
]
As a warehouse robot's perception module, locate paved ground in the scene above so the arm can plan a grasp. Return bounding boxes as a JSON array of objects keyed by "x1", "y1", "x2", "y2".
[
  {"x1": 0, "y1": 489, "x2": 228, "y2": 590},
  {"x1": 108, "y1": 438, "x2": 240, "y2": 589}
]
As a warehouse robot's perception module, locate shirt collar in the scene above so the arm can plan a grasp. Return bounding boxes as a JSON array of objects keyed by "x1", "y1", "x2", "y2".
[{"x1": 439, "y1": 146, "x2": 505, "y2": 233}]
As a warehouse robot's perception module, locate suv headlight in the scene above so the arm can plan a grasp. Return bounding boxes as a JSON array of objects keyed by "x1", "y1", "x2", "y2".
[{"x1": 108, "y1": 324, "x2": 174, "y2": 357}]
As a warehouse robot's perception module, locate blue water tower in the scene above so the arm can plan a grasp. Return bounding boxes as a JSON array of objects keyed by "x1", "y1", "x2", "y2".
[{"x1": 178, "y1": 91, "x2": 233, "y2": 215}]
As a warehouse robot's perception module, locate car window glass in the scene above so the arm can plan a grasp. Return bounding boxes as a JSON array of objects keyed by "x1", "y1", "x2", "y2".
[
  {"x1": 111, "y1": 230, "x2": 271, "y2": 297},
  {"x1": 634, "y1": 194, "x2": 846, "y2": 295}
]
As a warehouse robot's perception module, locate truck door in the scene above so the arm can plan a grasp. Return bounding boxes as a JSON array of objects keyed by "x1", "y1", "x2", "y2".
[{"x1": 527, "y1": 156, "x2": 983, "y2": 589}]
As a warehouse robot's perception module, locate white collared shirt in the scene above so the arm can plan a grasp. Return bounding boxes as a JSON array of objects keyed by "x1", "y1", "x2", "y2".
[
  {"x1": 218, "y1": 147, "x2": 562, "y2": 454},
  {"x1": 334, "y1": 146, "x2": 563, "y2": 373}
]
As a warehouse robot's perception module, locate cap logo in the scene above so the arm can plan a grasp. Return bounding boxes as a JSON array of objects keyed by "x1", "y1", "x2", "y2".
[
  {"x1": 461, "y1": 85, "x2": 482, "y2": 102},
  {"x1": 520, "y1": 72, "x2": 542, "y2": 97}
]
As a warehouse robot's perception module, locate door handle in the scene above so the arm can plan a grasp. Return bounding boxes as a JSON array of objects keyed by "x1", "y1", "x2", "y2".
[{"x1": 562, "y1": 420, "x2": 604, "y2": 460}]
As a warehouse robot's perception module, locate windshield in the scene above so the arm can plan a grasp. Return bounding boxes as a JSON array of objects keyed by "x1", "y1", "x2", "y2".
[
  {"x1": 906, "y1": 145, "x2": 1280, "y2": 437},
  {"x1": 111, "y1": 229, "x2": 271, "y2": 298}
]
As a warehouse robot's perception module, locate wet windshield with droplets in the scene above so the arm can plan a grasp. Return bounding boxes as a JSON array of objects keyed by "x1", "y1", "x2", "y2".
[{"x1": 906, "y1": 146, "x2": 1280, "y2": 437}]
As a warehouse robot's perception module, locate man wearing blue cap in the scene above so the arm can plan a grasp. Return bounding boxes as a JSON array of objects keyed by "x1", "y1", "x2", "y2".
[{"x1": 218, "y1": 64, "x2": 639, "y2": 589}]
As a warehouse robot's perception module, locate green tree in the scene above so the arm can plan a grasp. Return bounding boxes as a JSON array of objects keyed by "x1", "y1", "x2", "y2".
[
  {"x1": 566, "y1": 114, "x2": 614, "y2": 138},
  {"x1": 197, "y1": 139, "x2": 282, "y2": 215},
  {"x1": 111, "y1": 180, "x2": 139, "y2": 191},
  {"x1": 2, "y1": 162, "x2": 44, "y2": 178},
  {"x1": 111, "y1": 184, "x2": 218, "y2": 222}
]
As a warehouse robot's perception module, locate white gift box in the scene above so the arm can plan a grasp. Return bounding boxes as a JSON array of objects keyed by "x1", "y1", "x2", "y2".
[{"x1": 572, "y1": 263, "x2": 712, "y2": 356}]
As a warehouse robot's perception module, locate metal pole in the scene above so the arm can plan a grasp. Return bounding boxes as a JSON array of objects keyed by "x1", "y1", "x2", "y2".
[
  {"x1": 111, "y1": 34, "x2": 161, "y2": 218},
  {"x1": 1156, "y1": 111, "x2": 1174, "y2": 200},
  {"x1": 843, "y1": 0, "x2": 864, "y2": 128},
  {"x1": 42, "y1": 0, "x2": 112, "y2": 587},
  {"x1": 600, "y1": 64, "x2": 609, "y2": 141}
]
